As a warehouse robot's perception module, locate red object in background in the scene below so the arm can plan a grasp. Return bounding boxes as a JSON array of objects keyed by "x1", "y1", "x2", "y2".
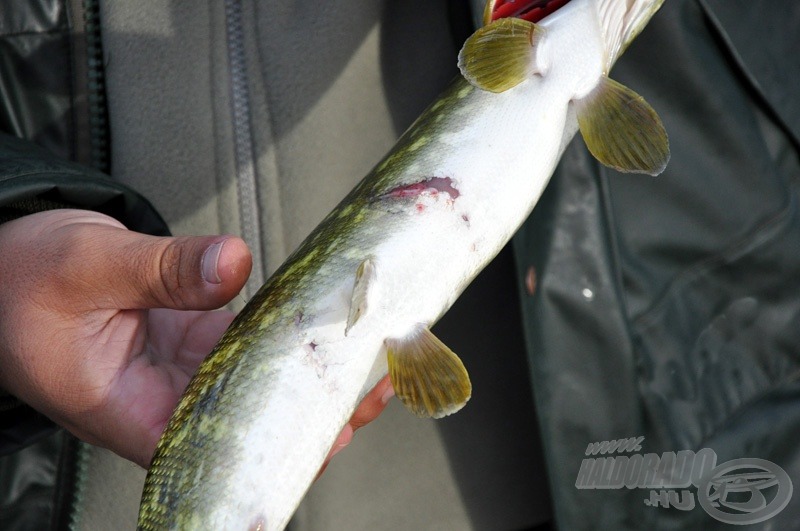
[{"x1": 490, "y1": 0, "x2": 572, "y2": 23}]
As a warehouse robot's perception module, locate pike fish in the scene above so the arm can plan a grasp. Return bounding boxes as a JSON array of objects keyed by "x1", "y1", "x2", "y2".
[{"x1": 138, "y1": 0, "x2": 668, "y2": 528}]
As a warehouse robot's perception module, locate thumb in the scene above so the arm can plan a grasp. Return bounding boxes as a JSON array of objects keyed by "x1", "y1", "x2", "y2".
[
  {"x1": 31, "y1": 211, "x2": 254, "y2": 311},
  {"x1": 111, "y1": 232, "x2": 254, "y2": 311}
]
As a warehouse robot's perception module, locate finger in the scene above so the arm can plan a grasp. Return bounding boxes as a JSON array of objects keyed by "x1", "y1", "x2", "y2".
[
  {"x1": 348, "y1": 375, "x2": 394, "y2": 430},
  {"x1": 329, "y1": 424, "x2": 354, "y2": 459},
  {"x1": 316, "y1": 424, "x2": 353, "y2": 479},
  {"x1": 60, "y1": 224, "x2": 253, "y2": 311}
]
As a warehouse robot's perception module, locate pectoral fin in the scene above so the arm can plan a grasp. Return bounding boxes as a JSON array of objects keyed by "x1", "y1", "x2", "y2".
[
  {"x1": 576, "y1": 76, "x2": 669, "y2": 176},
  {"x1": 458, "y1": 18, "x2": 544, "y2": 93},
  {"x1": 345, "y1": 258, "x2": 377, "y2": 335},
  {"x1": 386, "y1": 326, "x2": 472, "y2": 419}
]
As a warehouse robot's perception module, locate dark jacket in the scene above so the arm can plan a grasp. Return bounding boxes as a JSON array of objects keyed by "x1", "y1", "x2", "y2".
[{"x1": 512, "y1": 1, "x2": 800, "y2": 528}]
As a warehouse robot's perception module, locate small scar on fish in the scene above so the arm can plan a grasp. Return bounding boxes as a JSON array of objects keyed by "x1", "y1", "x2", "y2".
[
  {"x1": 383, "y1": 176, "x2": 460, "y2": 201},
  {"x1": 461, "y1": 213, "x2": 470, "y2": 227}
]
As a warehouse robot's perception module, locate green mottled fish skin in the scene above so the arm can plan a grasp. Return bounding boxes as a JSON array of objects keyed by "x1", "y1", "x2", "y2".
[{"x1": 137, "y1": 78, "x2": 477, "y2": 530}]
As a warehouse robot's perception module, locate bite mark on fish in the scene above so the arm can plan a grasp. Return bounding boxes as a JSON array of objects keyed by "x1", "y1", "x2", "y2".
[{"x1": 383, "y1": 176, "x2": 460, "y2": 201}]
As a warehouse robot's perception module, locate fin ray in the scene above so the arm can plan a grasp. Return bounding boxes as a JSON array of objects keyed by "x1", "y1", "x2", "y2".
[
  {"x1": 576, "y1": 76, "x2": 669, "y2": 175},
  {"x1": 386, "y1": 326, "x2": 471, "y2": 418},
  {"x1": 482, "y1": 0, "x2": 497, "y2": 27},
  {"x1": 345, "y1": 258, "x2": 376, "y2": 335},
  {"x1": 458, "y1": 18, "x2": 543, "y2": 93}
]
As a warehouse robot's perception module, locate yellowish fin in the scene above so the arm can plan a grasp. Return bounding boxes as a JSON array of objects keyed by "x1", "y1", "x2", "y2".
[
  {"x1": 482, "y1": 0, "x2": 498, "y2": 27},
  {"x1": 575, "y1": 76, "x2": 669, "y2": 175},
  {"x1": 386, "y1": 325, "x2": 471, "y2": 418},
  {"x1": 458, "y1": 18, "x2": 543, "y2": 94},
  {"x1": 345, "y1": 258, "x2": 376, "y2": 335}
]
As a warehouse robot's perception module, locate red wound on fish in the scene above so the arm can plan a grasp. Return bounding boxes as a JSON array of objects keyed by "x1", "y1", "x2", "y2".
[
  {"x1": 384, "y1": 177, "x2": 460, "y2": 200},
  {"x1": 491, "y1": 0, "x2": 571, "y2": 23}
]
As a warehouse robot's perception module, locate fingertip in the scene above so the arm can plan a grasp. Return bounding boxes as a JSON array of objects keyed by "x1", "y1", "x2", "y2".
[
  {"x1": 147, "y1": 234, "x2": 253, "y2": 311},
  {"x1": 377, "y1": 375, "x2": 395, "y2": 405},
  {"x1": 331, "y1": 424, "x2": 354, "y2": 457},
  {"x1": 212, "y1": 236, "x2": 252, "y2": 288},
  {"x1": 349, "y1": 376, "x2": 394, "y2": 430},
  {"x1": 199, "y1": 237, "x2": 251, "y2": 309},
  {"x1": 153, "y1": 235, "x2": 252, "y2": 311}
]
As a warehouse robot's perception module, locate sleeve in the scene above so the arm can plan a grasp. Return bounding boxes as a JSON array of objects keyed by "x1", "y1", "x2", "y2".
[{"x1": 0, "y1": 132, "x2": 171, "y2": 455}]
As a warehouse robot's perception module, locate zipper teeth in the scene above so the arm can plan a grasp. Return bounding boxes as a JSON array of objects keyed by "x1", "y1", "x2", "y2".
[
  {"x1": 224, "y1": 0, "x2": 265, "y2": 296},
  {"x1": 67, "y1": 441, "x2": 91, "y2": 530},
  {"x1": 84, "y1": 0, "x2": 110, "y2": 173}
]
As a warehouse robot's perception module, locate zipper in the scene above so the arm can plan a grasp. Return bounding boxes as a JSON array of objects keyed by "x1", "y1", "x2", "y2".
[
  {"x1": 52, "y1": 434, "x2": 84, "y2": 531},
  {"x1": 224, "y1": 0, "x2": 265, "y2": 296},
  {"x1": 83, "y1": 0, "x2": 110, "y2": 174}
]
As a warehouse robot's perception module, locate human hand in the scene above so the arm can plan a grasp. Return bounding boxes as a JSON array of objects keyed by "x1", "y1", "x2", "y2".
[{"x1": 0, "y1": 209, "x2": 392, "y2": 468}]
